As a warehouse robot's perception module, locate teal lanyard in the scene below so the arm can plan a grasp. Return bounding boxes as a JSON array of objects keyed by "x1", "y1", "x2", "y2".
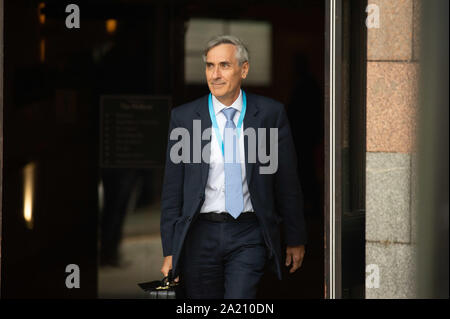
[{"x1": 208, "y1": 90, "x2": 247, "y2": 157}]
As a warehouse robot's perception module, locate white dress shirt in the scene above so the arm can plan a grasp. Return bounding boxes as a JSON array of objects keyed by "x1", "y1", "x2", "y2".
[{"x1": 199, "y1": 89, "x2": 254, "y2": 214}]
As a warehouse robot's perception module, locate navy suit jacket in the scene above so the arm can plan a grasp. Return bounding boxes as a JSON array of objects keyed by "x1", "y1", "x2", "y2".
[{"x1": 160, "y1": 91, "x2": 307, "y2": 280}]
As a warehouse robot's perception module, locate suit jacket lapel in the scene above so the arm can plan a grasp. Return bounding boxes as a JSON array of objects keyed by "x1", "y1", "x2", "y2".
[
  {"x1": 195, "y1": 95, "x2": 212, "y2": 192},
  {"x1": 243, "y1": 92, "x2": 259, "y2": 187}
]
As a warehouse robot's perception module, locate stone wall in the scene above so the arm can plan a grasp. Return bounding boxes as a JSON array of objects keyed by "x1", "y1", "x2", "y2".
[{"x1": 365, "y1": 0, "x2": 421, "y2": 298}]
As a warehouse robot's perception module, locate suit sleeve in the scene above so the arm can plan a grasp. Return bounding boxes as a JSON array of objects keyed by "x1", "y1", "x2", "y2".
[
  {"x1": 274, "y1": 104, "x2": 308, "y2": 246},
  {"x1": 160, "y1": 108, "x2": 184, "y2": 257}
]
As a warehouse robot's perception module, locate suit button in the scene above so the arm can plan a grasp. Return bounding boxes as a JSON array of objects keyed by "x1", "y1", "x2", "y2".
[{"x1": 187, "y1": 216, "x2": 192, "y2": 222}]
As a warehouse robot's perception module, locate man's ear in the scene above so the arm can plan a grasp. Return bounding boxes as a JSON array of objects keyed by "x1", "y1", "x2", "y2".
[{"x1": 241, "y1": 61, "x2": 249, "y2": 79}]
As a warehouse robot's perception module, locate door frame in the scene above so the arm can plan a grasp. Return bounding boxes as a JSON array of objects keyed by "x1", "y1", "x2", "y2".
[
  {"x1": 325, "y1": 0, "x2": 367, "y2": 299},
  {"x1": 0, "y1": 0, "x2": 4, "y2": 299},
  {"x1": 324, "y1": 0, "x2": 343, "y2": 299}
]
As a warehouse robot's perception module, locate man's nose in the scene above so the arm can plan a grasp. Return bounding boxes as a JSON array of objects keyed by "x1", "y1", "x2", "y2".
[{"x1": 212, "y1": 66, "x2": 221, "y2": 79}]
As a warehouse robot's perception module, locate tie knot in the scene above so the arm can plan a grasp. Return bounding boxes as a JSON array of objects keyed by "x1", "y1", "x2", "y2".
[{"x1": 222, "y1": 107, "x2": 237, "y2": 122}]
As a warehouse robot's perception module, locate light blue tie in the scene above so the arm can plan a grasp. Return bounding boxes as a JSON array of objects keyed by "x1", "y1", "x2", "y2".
[{"x1": 222, "y1": 107, "x2": 244, "y2": 219}]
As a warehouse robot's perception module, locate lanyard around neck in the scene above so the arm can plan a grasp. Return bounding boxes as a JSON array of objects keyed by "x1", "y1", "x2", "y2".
[{"x1": 208, "y1": 90, "x2": 247, "y2": 157}]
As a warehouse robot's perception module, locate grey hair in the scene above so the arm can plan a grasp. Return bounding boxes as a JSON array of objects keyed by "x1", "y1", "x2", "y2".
[{"x1": 202, "y1": 35, "x2": 249, "y2": 66}]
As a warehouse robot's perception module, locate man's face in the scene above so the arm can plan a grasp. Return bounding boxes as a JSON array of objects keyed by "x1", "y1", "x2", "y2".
[{"x1": 205, "y1": 44, "x2": 249, "y2": 102}]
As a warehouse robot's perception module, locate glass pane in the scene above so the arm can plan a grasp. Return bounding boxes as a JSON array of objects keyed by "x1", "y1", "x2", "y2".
[
  {"x1": 185, "y1": 55, "x2": 207, "y2": 84},
  {"x1": 185, "y1": 19, "x2": 225, "y2": 52},
  {"x1": 229, "y1": 21, "x2": 272, "y2": 85}
]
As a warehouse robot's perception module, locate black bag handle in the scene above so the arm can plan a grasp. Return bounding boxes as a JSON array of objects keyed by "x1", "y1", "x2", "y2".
[{"x1": 161, "y1": 269, "x2": 179, "y2": 287}]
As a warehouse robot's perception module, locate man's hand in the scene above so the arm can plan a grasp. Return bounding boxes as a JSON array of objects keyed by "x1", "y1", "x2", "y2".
[
  {"x1": 160, "y1": 255, "x2": 179, "y2": 282},
  {"x1": 285, "y1": 245, "x2": 305, "y2": 274}
]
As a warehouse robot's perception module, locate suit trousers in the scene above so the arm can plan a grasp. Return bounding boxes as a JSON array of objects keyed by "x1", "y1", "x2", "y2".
[{"x1": 181, "y1": 214, "x2": 267, "y2": 299}]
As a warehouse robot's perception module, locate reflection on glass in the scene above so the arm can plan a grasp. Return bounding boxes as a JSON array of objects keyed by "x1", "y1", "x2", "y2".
[
  {"x1": 106, "y1": 19, "x2": 118, "y2": 35},
  {"x1": 40, "y1": 38, "x2": 45, "y2": 63},
  {"x1": 23, "y1": 162, "x2": 36, "y2": 230},
  {"x1": 38, "y1": 2, "x2": 46, "y2": 25},
  {"x1": 98, "y1": 169, "x2": 164, "y2": 298}
]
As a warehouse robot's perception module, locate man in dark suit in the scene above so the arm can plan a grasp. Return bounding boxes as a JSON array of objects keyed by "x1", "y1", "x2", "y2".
[{"x1": 160, "y1": 35, "x2": 307, "y2": 299}]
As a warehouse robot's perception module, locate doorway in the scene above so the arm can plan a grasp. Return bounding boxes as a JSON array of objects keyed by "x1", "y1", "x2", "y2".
[{"x1": 0, "y1": 0, "x2": 347, "y2": 299}]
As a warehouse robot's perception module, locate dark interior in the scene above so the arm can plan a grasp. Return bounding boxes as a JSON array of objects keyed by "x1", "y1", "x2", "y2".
[{"x1": 1, "y1": 0, "x2": 324, "y2": 298}]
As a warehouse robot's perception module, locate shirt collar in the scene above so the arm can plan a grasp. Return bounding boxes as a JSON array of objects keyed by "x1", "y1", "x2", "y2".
[{"x1": 212, "y1": 89, "x2": 242, "y2": 115}]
